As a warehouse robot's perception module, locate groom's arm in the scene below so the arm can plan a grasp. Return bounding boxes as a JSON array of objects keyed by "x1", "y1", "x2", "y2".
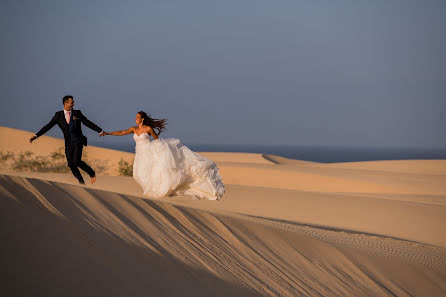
[
  {"x1": 34, "y1": 112, "x2": 58, "y2": 139},
  {"x1": 78, "y1": 111, "x2": 103, "y2": 134}
]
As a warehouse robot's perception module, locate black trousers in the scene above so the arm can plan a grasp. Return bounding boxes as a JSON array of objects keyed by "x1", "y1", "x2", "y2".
[{"x1": 65, "y1": 140, "x2": 95, "y2": 183}]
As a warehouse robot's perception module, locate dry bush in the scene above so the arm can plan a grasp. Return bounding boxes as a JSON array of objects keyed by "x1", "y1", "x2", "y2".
[
  {"x1": 0, "y1": 148, "x2": 69, "y2": 172},
  {"x1": 118, "y1": 158, "x2": 133, "y2": 176},
  {"x1": 0, "y1": 148, "x2": 108, "y2": 174}
]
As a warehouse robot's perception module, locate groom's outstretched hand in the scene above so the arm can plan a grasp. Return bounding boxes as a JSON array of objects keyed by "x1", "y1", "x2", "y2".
[
  {"x1": 99, "y1": 131, "x2": 106, "y2": 137},
  {"x1": 29, "y1": 135, "x2": 37, "y2": 143}
]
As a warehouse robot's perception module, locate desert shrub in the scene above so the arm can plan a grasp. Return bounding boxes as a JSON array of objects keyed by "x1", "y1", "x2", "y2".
[
  {"x1": 118, "y1": 158, "x2": 133, "y2": 176},
  {"x1": 10, "y1": 149, "x2": 70, "y2": 173},
  {"x1": 0, "y1": 151, "x2": 14, "y2": 165},
  {"x1": 48, "y1": 148, "x2": 71, "y2": 172},
  {"x1": 0, "y1": 148, "x2": 108, "y2": 174},
  {"x1": 82, "y1": 150, "x2": 108, "y2": 174},
  {"x1": 1, "y1": 148, "x2": 69, "y2": 173}
]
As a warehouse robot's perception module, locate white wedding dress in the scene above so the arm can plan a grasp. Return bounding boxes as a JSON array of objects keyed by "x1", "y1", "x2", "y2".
[{"x1": 132, "y1": 133, "x2": 225, "y2": 200}]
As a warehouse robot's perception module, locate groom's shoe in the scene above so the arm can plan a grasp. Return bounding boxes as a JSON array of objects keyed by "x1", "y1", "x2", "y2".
[
  {"x1": 91, "y1": 176, "x2": 96, "y2": 184},
  {"x1": 79, "y1": 181, "x2": 85, "y2": 185}
]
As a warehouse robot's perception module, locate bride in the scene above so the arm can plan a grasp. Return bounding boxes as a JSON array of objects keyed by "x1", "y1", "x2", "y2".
[{"x1": 104, "y1": 111, "x2": 225, "y2": 200}]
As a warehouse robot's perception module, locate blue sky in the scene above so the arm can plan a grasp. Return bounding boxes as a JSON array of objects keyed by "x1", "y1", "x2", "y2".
[{"x1": 1, "y1": 0, "x2": 445, "y2": 148}]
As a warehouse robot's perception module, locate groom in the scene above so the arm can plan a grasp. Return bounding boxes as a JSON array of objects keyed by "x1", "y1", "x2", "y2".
[{"x1": 29, "y1": 95, "x2": 105, "y2": 184}]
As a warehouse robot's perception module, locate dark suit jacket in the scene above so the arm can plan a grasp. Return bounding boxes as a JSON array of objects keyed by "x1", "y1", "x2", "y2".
[{"x1": 35, "y1": 110, "x2": 102, "y2": 147}]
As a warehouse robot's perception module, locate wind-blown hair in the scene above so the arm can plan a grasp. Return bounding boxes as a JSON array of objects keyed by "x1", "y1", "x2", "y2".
[{"x1": 138, "y1": 111, "x2": 167, "y2": 135}]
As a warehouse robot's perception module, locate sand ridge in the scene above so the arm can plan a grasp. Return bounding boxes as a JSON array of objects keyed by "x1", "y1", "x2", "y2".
[
  {"x1": 1, "y1": 126, "x2": 446, "y2": 296},
  {"x1": 1, "y1": 174, "x2": 445, "y2": 296}
]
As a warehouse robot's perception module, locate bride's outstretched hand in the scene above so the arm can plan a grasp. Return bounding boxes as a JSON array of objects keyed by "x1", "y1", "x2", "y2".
[{"x1": 104, "y1": 128, "x2": 133, "y2": 136}]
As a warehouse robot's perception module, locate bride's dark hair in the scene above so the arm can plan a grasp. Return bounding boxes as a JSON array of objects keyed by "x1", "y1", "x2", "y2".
[{"x1": 138, "y1": 111, "x2": 167, "y2": 135}]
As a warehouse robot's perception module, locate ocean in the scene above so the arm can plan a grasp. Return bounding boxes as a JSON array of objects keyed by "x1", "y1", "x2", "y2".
[{"x1": 88, "y1": 140, "x2": 446, "y2": 163}]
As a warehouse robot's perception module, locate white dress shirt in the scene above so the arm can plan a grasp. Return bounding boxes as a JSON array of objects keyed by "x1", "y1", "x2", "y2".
[{"x1": 63, "y1": 109, "x2": 71, "y2": 124}]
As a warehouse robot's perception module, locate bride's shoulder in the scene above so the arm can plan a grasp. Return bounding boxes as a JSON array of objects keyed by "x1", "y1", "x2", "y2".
[{"x1": 143, "y1": 125, "x2": 154, "y2": 132}]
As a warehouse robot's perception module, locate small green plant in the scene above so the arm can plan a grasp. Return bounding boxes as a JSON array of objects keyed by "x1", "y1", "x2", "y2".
[{"x1": 118, "y1": 158, "x2": 133, "y2": 176}]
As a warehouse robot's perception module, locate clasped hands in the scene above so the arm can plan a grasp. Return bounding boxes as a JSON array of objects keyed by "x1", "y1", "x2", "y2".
[{"x1": 30, "y1": 132, "x2": 107, "y2": 143}]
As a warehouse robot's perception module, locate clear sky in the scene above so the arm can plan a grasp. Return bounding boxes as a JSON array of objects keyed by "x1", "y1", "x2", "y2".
[{"x1": 1, "y1": 0, "x2": 445, "y2": 148}]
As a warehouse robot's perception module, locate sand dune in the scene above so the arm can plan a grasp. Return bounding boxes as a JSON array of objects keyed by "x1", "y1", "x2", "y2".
[
  {"x1": 0, "y1": 126, "x2": 275, "y2": 174},
  {"x1": 1, "y1": 126, "x2": 446, "y2": 296},
  {"x1": 1, "y1": 174, "x2": 445, "y2": 297},
  {"x1": 0, "y1": 126, "x2": 134, "y2": 175},
  {"x1": 323, "y1": 159, "x2": 446, "y2": 175}
]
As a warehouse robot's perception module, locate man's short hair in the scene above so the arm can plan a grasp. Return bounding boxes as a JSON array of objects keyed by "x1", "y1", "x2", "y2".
[{"x1": 62, "y1": 95, "x2": 73, "y2": 104}]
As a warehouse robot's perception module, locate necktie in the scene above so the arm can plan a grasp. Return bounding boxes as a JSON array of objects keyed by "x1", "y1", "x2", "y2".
[{"x1": 66, "y1": 111, "x2": 71, "y2": 124}]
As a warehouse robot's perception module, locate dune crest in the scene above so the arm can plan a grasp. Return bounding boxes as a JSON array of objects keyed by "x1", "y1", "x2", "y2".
[
  {"x1": 1, "y1": 174, "x2": 445, "y2": 296},
  {"x1": 2, "y1": 125, "x2": 446, "y2": 296}
]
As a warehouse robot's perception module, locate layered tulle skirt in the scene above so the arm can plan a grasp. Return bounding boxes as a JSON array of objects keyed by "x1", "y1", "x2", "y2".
[{"x1": 133, "y1": 138, "x2": 225, "y2": 200}]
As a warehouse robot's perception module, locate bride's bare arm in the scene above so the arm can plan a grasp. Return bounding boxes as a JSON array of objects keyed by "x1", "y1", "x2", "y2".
[
  {"x1": 105, "y1": 127, "x2": 134, "y2": 136},
  {"x1": 147, "y1": 127, "x2": 159, "y2": 140}
]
